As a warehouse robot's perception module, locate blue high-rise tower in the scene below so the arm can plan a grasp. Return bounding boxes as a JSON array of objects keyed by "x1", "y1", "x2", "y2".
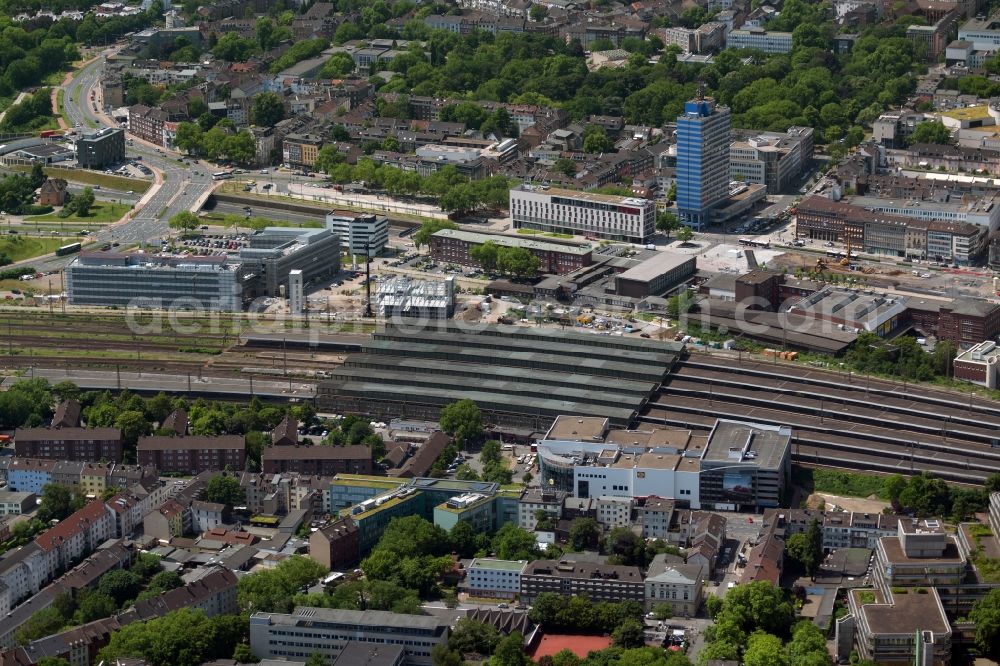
[{"x1": 676, "y1": 98, "x2": 731, "y2": 229}]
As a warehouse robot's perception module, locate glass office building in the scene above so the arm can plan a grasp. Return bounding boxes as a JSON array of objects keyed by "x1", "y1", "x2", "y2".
[{"x1": 676, "y1": 98, "x2": 731, "y2": 229}]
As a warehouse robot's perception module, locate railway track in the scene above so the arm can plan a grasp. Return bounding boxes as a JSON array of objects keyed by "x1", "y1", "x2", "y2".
[{"x1": 641, "y1": 357, "x2": 1000, "y2": 485}]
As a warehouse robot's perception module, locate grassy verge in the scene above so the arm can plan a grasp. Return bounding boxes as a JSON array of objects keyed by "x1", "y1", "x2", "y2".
[
  {"x1": 793, "y1": 466, "x2": 889, "y2": 499},
  {"x1": 0, "y1": 236, "x2": 73, "y2": 262},
  {"x1": 199, "y1": 212, "x2": 322, "y2": 230},
  {"x1": 217, "y1": 182, "x2": 440, "y2": 225},
  {"x1": 56, "y1": 89, "x2": 70, "y2": 127},
  {"x1": 13, "y1": 166, "x2": 152, "y2": 194},
  {"x1": 26, "y1": 202, "x2": 133, "y2": 225}
]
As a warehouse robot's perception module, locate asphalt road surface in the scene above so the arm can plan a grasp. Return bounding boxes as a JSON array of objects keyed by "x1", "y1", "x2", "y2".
[{"x1": 62, "y1": 54, "x2": 214, "y2": 246}]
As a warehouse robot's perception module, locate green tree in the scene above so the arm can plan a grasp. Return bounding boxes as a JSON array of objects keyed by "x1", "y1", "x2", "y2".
[
  {"x1": 970, "y1": 588, "x2": 1000, "y2": 659},
  {"x1": 553, "y1": 157, "x2": 577, "y2": 177},
  {"x1": 743, "y1": 631, "x2": 789, "y2": 666},
  {"x1": 237, "y1": 555, "x2": 327, "y2": 613},
  {"x1": 250, "y1": 92, "x2": 285, "y2": 127},
  {"x1": 67, "y1": 187, "x2": 95, "y2": 217},
  {"x1": 651, "y1": 602, "x2": 673, "y2": 620},
  {"x1": 169, "y1": 211, "x2": 200, "y2": 234},
  {"x1": 481, "y1": 439, "x2": 502, "y2": 465},
  {"x1": 568, "y1": 517, "x2": 600, "y2": 550},
  {"x1": 785, "y1": 519, "x2": 823, "y2": 576},
  {"x1": 374, "y1": 515, "x2": 451, "y2": 558},
  {"x1": 656, "y1": 210, "x2": 679, "y2": 234},
  {"x1": 492, "y1": 523, "x2": 539, "y2": 560},
  {"x1": 232, "y1": 643, "x2": 259, "y2": 664},
  {"x1": 529, "y1": 4, "x2": 548, "y2": 21},
  {"x1": 497, "y1": 247, "x2": 541, "y2": 278},
  {"x1": 224, "y1": 131, "x2": 257, "y2": 165},
  {"x1": 97, "y1": 608, "x2": 246, "y2": 666},
  {"x1": 412, "y1": 219, "x2": 458, "y2": 248},
  {"x1": 206, "y1": 474, "x2": 245, "y2": 509},
  {"x1": 321, "y1": 52, "x2": 355, "y2": 78},
  {"x1": 75, "y1": 590, "x2": 117, "y2": 623},
  {"x1": 676, "y1": 226, "x2": 694, "y2": 243},
  {"x1": 907, "y1": 121, "x2": 951, "y2": 146},
  {"x1": 38, "y1": 483, "x2": 83, "y2": 523},
  {"x1": 583, "y1": 125, "x2": 614, "y2": 153},
  {"x1": 305, "y1": 654, "x2": 326, "y2": 666},
  {"x1": 439, "y1": 399, "x2": 483, "y2": 446},
  {"x1": 115, "y1": 410, "x2": 151, "y2": 448},
  {"x1": 37, "y1": 658, "x2": 71, "y2": 666},
  {"x1": 99, "y1": 570, "x2": 143, "y2": 607},
  {"x1": 449, "y1": 520, "x2": 479, "y2": 558},
  {"x1": 612, "y1": 619, "x2": 645, "y2": 648},
  {"x1": 16, "y1": 607, "x2": 66, "y2": 645},
  {"x1": 490, "y1": 631, "x2": 527, "y2": 666},
  {"x1": 470, "y1": 240, "x2": 500, "y2": 273},
  {"x1": 315, "y1": 145, "x2": 345, "y2": 174}
]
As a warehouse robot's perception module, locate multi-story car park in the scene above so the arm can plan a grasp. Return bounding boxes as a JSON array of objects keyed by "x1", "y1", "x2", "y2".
[{"x1": 509, "y1": 184, "x2": 655, "y2": 243}]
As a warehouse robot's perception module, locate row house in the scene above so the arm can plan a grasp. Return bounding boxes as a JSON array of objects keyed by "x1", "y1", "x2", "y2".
[
  {"x1": 6, "y1": 459, "x2": 57, "y2": 494},
  {"x1": 128, "y1": 104, "x2": 167, "y2": 146},
  {"x1": 0, "y1": 541, "x2": 135, "y2": 648},
  {"x1": 33, "y1": 500, "x2": 116, "y2": 580}
]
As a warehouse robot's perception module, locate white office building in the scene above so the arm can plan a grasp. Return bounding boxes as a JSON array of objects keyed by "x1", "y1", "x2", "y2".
[
  {"x1": 465, "y1": 558, "x2": 527, "y2": 599},
  {"x1": 509, "y1": 184, "x2": 656, "y2": 243},
  {"x1": 958, "y1": 13, "x2": 1000, "y2": 51},
  {"x1": 727, "y1": 28, "x2": 793, "y2": 53},
  {"x1": 325, "y1": 210, "x2": 389, "y2": 257}
]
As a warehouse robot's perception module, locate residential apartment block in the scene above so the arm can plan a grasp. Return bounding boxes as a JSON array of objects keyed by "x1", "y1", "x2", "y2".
[
  {"x1": 13, "y1": 427, "x2": 124, "y2": 463},
  {"x1": 262, "y1": 444, "x2": 373, "y2": 476},
  {"x1": 137, "y1": 435, "x2": 246, "y2": 474},
  {"x1": 520, "y1": 560, "x2": 644, "y2": 604}
]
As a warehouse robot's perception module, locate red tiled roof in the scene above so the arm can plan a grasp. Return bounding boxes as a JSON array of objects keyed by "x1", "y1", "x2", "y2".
[{"x1": 34, "y1": 500, "x2": 108, "y2": 552}]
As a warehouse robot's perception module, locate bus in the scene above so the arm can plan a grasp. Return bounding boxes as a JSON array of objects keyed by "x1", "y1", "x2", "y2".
[
  {"x1": 55, "y1": 242, "x2": 81, "y2": 256},
  {"x1": 738, "y1": 238, "x2": 770, "y2": 249},
  {"x1": 212, "y1": 171, "x2": 233, "y2": 181}
]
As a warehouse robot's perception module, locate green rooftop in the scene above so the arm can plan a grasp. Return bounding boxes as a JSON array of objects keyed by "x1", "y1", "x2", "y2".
[
  {"x1": 940, "y1": 106, "x2": 990, "y2": 121},
  {"x1": 331, "y1": 475, "x2": 407, "y2": 489},
  {"x1": 469, "y1": 558, "x2": 528, "y2": 571},
  {"x1": 432, "y1": 228, "x2": 594, "y2": 255}
]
